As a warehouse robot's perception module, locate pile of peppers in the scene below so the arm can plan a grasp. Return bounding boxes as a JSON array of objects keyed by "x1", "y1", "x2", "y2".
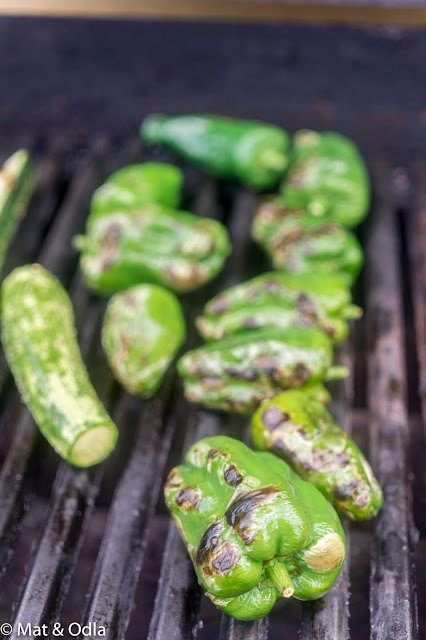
[{"x1": 75, "y1": 115, "x2": 382, "y2": 622}]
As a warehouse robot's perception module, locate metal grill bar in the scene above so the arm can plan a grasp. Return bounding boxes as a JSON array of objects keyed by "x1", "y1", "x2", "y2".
[
  {"x1": 299, "y1": 343, "x2": 353, "y2": 640},
  {"x1": 366, "y1": 163, "x2": 418, "y2": 640},
  {"x1": 406, "y1": 163, "x2": 426, "y2": 438},
  {"x1": 80, "y1": 391, "x2": 174, "y2": 640}
]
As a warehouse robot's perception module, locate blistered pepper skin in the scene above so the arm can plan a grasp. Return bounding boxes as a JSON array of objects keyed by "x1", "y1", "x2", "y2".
[
  {"x1": 251, "y1": 390, "x2": 383, "y2": 521},
  {"x1": 196, "y1": 272, "x2": 362, "y2": 344},
  {"x1": 89, "y1": 163, "x2": 183, "y2": 222},
  {"x1": 281, "y1": 130, "x2": 370, "y2": 227},
  {"x1": 178, "y1": 328, "x2": 347, "y2": 414},
  {"x1": 252, "y1": 199, "x2": 363, "y2": 285},
  {"x1": 165, "y1": 436, "x2": 346, "y2": 620},
  {"x1": 75, "y1": 205, "x2": 231, "y2": 295},
  {"x1": 141, "y1": 114, "x2": 290, "y2": 190},
  {"x1": 102, "y1": 284, "x2": 186, "y2": 398}
]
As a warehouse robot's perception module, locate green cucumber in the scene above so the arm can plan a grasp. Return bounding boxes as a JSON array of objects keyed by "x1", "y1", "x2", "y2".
[
  {"x1": 1, "y1": 264, "x2": 118, "y2": 467},
  {"x1": 0, "y1": 150, "x2": 36, "y2": 271}
]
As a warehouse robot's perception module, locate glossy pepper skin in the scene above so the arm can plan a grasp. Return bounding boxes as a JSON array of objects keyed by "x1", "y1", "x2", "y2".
[
  {"x1": 74, "y1": 205, "x2": 231, "y2": 295},
  {"x1": 196, "y1": 272, "x2": 362, "y2": 345},
  {"x1": 141, "y1": 114, "x2": 290, "y2": 190},
  {"x1": 281, "y1": 130, "x2": 370, "y2": 227},
  {"x1": 251, "y1": 390, "x2": 383, "y2": 521},
  {"x1": 252, "y1": 199, "x2": 363, "y2": 285},
  {"x1": 177, "y1": 328, "x2": 347, "y2": 414},
  {"x1": 165, "y1": 436, "x2": 346, "y2": 620},
  {"x1": 89, "y1": 163, "x2": 183, "y2": 222},
  {"x1": 102, "y1": 284, "x2": 185, "y2": 398}
]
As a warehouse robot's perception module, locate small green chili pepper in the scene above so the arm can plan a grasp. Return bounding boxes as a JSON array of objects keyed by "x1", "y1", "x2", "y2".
[
  {"x1": 252, "y1": 199, "x2": 363, "y2": 285},
  {"x1": 89, "y1": 163, "x2": 183, "y2": 222},
  {"x1": 196, "y1": 271, "x2": 362, "y2": 344},
  {"x1": 251, "y1": 389, "x2": 383, "y2": 521},
  {"x1": 141, "y1": 114, "x2": 290, "y2": 190},
  {"x1": 165, "y1": 435, "x2": 346, "y2": 620},
  {"x1": 281, "y1": 130, "x2": 370, "y2": 227},
  {"x1": 74, "y1": 205, "x2": 231, "y2": 295},
  {"x1": 177, "y1": 328, "x2": 347, "y2": 414},
  {"x1": 102, "y1": 284, "x2": 186, "y2": 398}
]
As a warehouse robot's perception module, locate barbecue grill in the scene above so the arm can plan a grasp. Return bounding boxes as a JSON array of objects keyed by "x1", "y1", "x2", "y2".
[{"x1": 0, "y1": 16, "x2": 425, "y2": 640}]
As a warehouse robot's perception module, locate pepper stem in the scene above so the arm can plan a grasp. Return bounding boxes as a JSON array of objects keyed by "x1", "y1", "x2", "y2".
[
  {"x1": 265, "y1": 561, "x2": 294, "y2": 598},
  {"x1": 258, "y1": 149, "x2": 288, "y2": 172},
  {"x1": 325, "y1": 365, "x2": 350, "y2": 381},
  {"x1": 342, "y1": 304, "x2": 363, "y2": 320}
]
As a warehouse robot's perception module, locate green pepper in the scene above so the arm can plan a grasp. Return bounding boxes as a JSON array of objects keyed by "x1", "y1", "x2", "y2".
[
  {"x1": 281, "y1": 130, "x2": 370, "y2": 227},
  {"x1": 165, "y1": 435, "x2": 346, "y2": 621},
  {"x1": 102, "y1": 284, "x2": 186, "y2": 398},
  {"x1": 196, "y1": 271, "x2": 362, "y2": 344},
  {"x1": 177, "y1": 328, "x2": 347, "y2": 414},
  {"x1": 1, "y1": 264, "x2": 118, "y2": 468},
  {"x1": 141, "y1": 114, "x2": 290, "y2": 190},
  {"x1": 251, "y1": 390, "x2": 383, "y2": 521},
  {"x1": 252, "y1": 199, "x2": 363, "y2": 285},
  {"x1": 74, "y1": 205, "x2": 231, "y2": 295},
  {"x1": 0, "y1": 149, "x2": 36, "y2": 271},
  {"x1": 89, "y1": 163, "x2": 183, "y2": 223}
]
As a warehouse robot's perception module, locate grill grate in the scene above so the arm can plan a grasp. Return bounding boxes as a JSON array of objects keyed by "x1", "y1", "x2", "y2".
[{"x1": 0, "y1": 137, "x2": 422, "y2": 640}]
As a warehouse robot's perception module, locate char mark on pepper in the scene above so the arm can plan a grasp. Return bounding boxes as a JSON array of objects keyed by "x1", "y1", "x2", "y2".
[
  {"x1": 225, "y1": 486, "x2": 279, "y2": 545},
  {"x1": 196, "y1": 521, "x2": 240, "y2": 576},
  {"x1": 224, "y1": 464, "x2": 244, "y2": 487},
  {"x1": 176, "y1": 486, "x2": 200, "y2": 510}
]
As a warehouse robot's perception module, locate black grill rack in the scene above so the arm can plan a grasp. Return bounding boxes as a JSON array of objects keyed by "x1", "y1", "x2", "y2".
[{"x1": 0, "y1": 136, "x2": 423, "y2": 640}]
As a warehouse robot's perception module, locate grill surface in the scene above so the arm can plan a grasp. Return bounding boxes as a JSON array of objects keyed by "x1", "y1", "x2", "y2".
[{"x1": 0, "y1": 133, "x2": 424, "y2": 640}]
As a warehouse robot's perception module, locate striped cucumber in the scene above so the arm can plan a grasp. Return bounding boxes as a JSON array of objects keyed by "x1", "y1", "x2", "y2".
[
  {"x1": 1, "y1": 264, "x2": 118, "y2": 467},
  {"x1": 0, "y1": 150, "x2": 36, "y2": 271}
]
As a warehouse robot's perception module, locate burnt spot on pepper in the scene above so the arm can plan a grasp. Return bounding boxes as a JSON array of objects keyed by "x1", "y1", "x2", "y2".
[
  {"x1": 203, "y1": 377, "x2": 225, "y2": 390},
  {"x1": 225, "y1": 486, "x2": 279, "y2": 545},
  {"x1": 254, "y1": 356, "x2": 279, "y2": 377},
  {"x1": 296, "y1": 293, "x2": 317, "y2": 318},
  {"x1": 243, "y1": 317, "x2": 258, "y2": 330},
  {"x1": 209, "y1": 297, "x2": 229, "y2": 315},
  {"x1": 332, "y1": 479, "x2": 361, "y2": 501},
  {"x1": 289, "y1": 362, "x2": 311, "y2": 387},
  {"x1": 101, "y1": 223, "x2": 121, "y2": 271},
  {"x1": 176, "y1": 486, "x2": 200, "y2": 510},
  {"x1": 225, "y1": 367, "x2": 258, "y2": 382},
  {"x1": 224, "y1": 464, "x2": 244, "y2": 487},
  {"x1": 196, "y1": 521, "x2": 240, "y2": 577},
  {"x1": 262, "y1": 407, "x2": 290, "y2": 431},
  {"x1": 164, "y1": 468, "x2": 183, "y2": 490}
]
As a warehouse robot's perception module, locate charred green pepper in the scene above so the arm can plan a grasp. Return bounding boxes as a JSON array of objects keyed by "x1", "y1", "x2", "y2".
[
  {"x1": 74, "y1": 205, "x2": 231, "y2": 295},
  {"x1": 141, "y1": 114, "x2": 290, "y2": 190},
  {"x1": 196, "y1": 271, "x2": 362, "y2": 344},
  {"x1": 177, "y1": 328, "x2": 347, "y2": 414},
  {"x1": 89, "y1": 163, "x2": 183, "y2": 222},
  {"x1": 252, "y1": 199, "x2": 363, "y2": 285},
  {"x1": 102, "y1": 284, "x2": 185, "y2": 397},
  {"x1": 251, "y1": 390, "x2": 382, "y2": 520},
  {"x1": 0, "y1": 149, "x2": 36, "y2": 271},
  {"x1": 281, "y1": 130, "x2": 370, "y2": 227},
  {"x1": 165, "y1": 436, "x2": 346, "y2": 620}
]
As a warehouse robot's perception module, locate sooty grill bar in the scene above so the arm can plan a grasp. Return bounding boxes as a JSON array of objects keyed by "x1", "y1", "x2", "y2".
[{"x1": 0, "y1": 138, "x2": 422, "y2": 640}]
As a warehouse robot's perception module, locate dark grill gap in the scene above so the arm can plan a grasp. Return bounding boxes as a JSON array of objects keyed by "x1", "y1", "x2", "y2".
[{"x1": 0, "y1": 139, "x2": 421, "y2": 640}]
